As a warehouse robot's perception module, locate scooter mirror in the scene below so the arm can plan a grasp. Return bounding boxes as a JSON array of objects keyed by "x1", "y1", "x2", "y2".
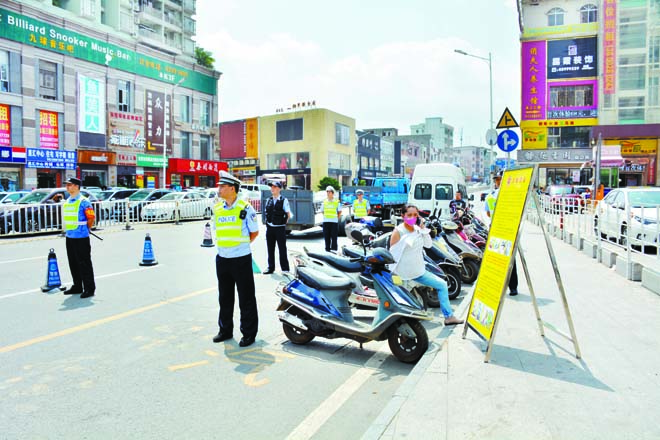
[{"x1": 351, "y1": 229, "x2": 364, "y2": 243}]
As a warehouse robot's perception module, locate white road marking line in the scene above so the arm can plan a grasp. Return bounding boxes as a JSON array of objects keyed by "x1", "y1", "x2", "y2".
[
  {"x1": 286, "y1": 341, "x2": 389, "y2": 440},
  {"x1": 0, "y1": 266, "x2": 163, "y2": 300},
  {"x1": 0, "y1": 256, "x2": 43, "y2": 265}
]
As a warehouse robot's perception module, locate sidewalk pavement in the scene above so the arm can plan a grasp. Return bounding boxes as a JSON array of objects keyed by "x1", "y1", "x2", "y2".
[{"x1": 364, "y1": 221, "x2": 660, "y2": 440}]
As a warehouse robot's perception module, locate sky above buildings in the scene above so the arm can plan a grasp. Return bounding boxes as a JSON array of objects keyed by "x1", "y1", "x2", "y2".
[{"x1": 196, "y1": 0, "x2": 522, "y2": 148}]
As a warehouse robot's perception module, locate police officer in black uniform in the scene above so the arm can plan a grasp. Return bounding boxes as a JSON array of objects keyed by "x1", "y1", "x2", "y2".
[{"x1": 263, "y1": 181, "x2": 292, "y2": 274}]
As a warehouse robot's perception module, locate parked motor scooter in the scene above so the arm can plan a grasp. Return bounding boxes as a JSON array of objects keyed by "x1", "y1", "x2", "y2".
[{"x1": 275, "y1": 229, "x2": 432, "y2": 363}]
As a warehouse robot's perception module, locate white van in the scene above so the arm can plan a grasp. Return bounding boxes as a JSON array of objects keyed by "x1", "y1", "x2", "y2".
[{"x1": 408, "y1": 163, "x2": 468, "y2": 217}]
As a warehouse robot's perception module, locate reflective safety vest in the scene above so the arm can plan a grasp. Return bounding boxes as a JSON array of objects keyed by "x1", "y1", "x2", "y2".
[
  {"x1": 353, "y1": 199, "x2": 368, "y2": 218},
  {"x1": 323, "y1": 199, "x2": 339, "y2": 220},
  {"x1": 214, "y1": 199, "x2": 250, "y2": 248},
  {"x1": 485, "y1": 189, "x2": 498, "y2": 215},
  {"x1": 63, "y1": 197, "x2": 88, "y2": 231}
]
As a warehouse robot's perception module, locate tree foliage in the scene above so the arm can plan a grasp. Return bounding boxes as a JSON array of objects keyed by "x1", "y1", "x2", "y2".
[
  {"x1": 194, "y1": 47, "x2": 215, "y2": 69},
  {"x1": 317, "y1": 177, "x2": 341, "y2": 192}
]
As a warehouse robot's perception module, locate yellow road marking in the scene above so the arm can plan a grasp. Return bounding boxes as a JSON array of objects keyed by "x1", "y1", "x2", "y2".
[
  {"x1": 0, "y1": 287, "x2": 215, "y2": 354},
  {"x1": 205, "y1": 350, "x2": 220, "y2": 357},
  {"x1": 168, "y1": 360, "x2": 210, "y2": 371},
  {"x1": 243, "y1": 354, "x2": 282, "y2": 363},
  {"x1": 245, "y1": 369, "x2": 270, "y2": 387},
  {"x1": 224, "y1": 357, "x2": 264, "y2": 366}
]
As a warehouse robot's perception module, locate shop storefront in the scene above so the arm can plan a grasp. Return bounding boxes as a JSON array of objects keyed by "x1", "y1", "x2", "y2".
[
  {"x1": 168, "y1": 158, "x2": 228, "y2": 189},
  {"x1": 25, "y1": 148, "x2": 77, "y2": 189},
  {"x1": 136, "y1": 154, "x2": 166, "y2": 189},
  {"x1": 116, "y1": 151, "x2": 137, "y2": 188},
  {"x1": 0, "y1": 147, "x2": 26, "y2": 190},
  {"x1": 518, "y1": 148, "x2": 593, "y2": 188},
  {"x1": 77, "y1": 150, "x2": 116, "y2": 188}
]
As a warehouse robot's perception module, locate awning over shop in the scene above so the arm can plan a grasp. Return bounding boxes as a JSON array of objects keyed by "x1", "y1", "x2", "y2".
[{"x1": 593, "y1": 144, "x2": 624, "y2": 167}]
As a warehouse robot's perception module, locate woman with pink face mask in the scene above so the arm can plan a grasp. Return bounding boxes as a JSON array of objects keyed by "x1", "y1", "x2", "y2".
[{"x1": 390, "y1": 204, "x2": 463, "y2": 326}]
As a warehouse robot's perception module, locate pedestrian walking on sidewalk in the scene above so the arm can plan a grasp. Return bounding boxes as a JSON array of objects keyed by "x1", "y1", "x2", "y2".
[
  {"x1": 389, "y1": 204, "x2": 463, "y2": 326},
  {"x1": 322, "y1": 186, "x2": 342, "y2": 252},
  {"x1": 62, "y1": 177, "x2": 97, "y2": 299},
  {"x1": 485, "y1": 171, "x2": 519, "y2": 296},
  {"x1": 263, "y1": 180, "x2": 291, "y2": 274},
  {"x1": 213, "y1": 171, "x2": 260, "y2": 347}
]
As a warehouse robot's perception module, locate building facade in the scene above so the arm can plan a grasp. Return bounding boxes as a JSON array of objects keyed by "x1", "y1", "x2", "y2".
[
  {"x1": 518, "y1": 0, "x2": 660, "y2": 188},
  {"x1": 410, "y1": 116, "x2": 454, "y2": 162},
  {"x1": 0, "y1": 0, "x2": 220, "y2": 191},
  {"x1": 450, "y1": 145, "x2": 495, "y2": 182}
]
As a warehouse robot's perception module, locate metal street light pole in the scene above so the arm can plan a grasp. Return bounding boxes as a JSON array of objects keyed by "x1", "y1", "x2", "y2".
[
  {"x1": 454, "y1": 49, "x2": 493, "y2": 183},
  {"x1": 163, "y1": 77, "x2": 185, "y2": 189}
]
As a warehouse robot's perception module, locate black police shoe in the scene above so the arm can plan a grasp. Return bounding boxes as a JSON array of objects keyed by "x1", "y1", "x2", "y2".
[
  {"x1": 213, "y1": 332, "x2": 233, "y2": 343},
  {"x1": 263, "y1": 269, "x2": 275, "y2": 275},
  {"x1": 80, "y1": 291, "x2": 95, "y2": 299},
  {"x1": 64, "y1": 286, "x2": 83, "y2": 295},
  {"x1": 239, "y1": 336, "x2": 256, "y2": 347}
]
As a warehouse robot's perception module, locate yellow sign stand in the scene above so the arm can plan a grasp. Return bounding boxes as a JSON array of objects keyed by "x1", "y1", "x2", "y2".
[
  {"x1": 462, "y1": 165, "x2": 581, "y2": 362},
  {"x1": 496, "y1": 107, "x2": 519, "y2": 129}
]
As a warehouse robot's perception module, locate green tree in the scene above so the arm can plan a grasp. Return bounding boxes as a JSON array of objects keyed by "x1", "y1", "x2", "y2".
[
  {"x1": 317, "y1": 177, "x2": 341, "y2": 192},
  {"x1": 194, "y1": 47, "x2": 215, "y2": 69}
]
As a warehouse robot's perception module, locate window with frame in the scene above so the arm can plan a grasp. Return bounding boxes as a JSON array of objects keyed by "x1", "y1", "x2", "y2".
[
  {"x1": 547, "y1": 8, "x2": 565, "y2": 26},
  {"x1": 619, "y1": 96, "x2": 645, "y2": 121},
  {"x1": 580, "y1": 4, "x2": 598, "y2": 23},
  {"x1": 276, "y1": 118, "x2": 303, "y2": 142},
  {"x1": 117, "y1": 80, "x2": 131, "y2": 112},
  {"x1": 0, "y1": 51, "x2": 8, "y2": 93},
  {"x1": 650, "y1": 77, "x2": 659, "y2": 107},
  {"x1": 335, "y1": 123, "x2": 350, "y2": 145},
  {"x1": 650, "y1": 36, "x2": 660, "y2": 69},
  {"x1": 199, "y1": 100, "x2": 210, "y2": 126},
  {"x1": 328, "y1": 152, "x2": 350, "y2": 170},
  {"x1": 39, "y1": 60, "x2": 57, "y2": 100},
  {"x1": 200, "y1": 134, "x2": 210, "y2": 160},
  {"x1": 547, "y1": 127, "x2": 561, "y2": 148},
  {"x1": 81, "y1": 0, "x2": 96, "y2": 17},
  {"x1": 181, "y1": 95, "x2": 191, "y2": 123},
  {"x1": 180, "y1": 132, "x2": 191, "y2": 158},
  {"x1": 549, "y1": 84, "x2": 594, "y2": 107},
  {"x1": 620, "y1": 65, "x2": 646, "y2": 90}
]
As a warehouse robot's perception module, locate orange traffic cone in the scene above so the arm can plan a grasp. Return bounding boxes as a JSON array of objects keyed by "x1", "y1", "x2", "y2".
[
  {"x1": 139, "y1": 233, "x2": 158, "y2": 266},
  {"x1": 200, "y1": 222, "x2": 214, "y2": 247},
  {"x1": 41, "y1": 248, "x2": 66, "y2": 292}
]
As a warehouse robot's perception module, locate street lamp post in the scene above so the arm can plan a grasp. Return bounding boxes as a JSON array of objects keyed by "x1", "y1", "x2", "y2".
[
  {"x1": 454, "y1": 49, "x2": 493, "y2": 183},
  {"x1": 162, "y1": 77, "x2": 185, "y2": 189}
]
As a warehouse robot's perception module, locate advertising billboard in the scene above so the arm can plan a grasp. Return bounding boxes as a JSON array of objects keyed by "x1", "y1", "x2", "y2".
[
  {"x1": 0, "y1": 104, "x2": 10, "y2": 147},
  {"x1": 547, "y1": 37, "x2": 597, "y2": 80},
  {"x1": 521, "y1": 41, "x2": 547, "y2": 121},
  {"x1": 39, "y1": 110, "x2": 59, "y2": 149},
  {"x1": 219, "y1": 120, "x2": 246, "y2": 159},
  {"x1": 603, "y1": 0, "x2": 617, "y2": 94},
  {"x1": 145, "y1": 90, "x2": 171, "y2": 156}
]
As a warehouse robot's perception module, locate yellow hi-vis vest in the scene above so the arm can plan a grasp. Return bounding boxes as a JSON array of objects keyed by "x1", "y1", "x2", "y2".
[
  {"x1": 486, "y1": 190, "x2": 498, "y2": 215},
  {"x1": 63, "y1": 197, "x2": 87, "y2": 231},
  {"x1": 323, "y1": 199, "x2": 339, "y2": 220},
  {"x1": 214, "y1": 199, "x2": 250, "y2": 248},
  {"x1": 353, "y1": 199, "x2": 368, "y2": 218}
]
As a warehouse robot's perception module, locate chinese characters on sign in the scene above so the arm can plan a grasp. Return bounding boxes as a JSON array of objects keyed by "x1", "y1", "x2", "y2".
[
  {"x1": 78, "y1": 75, "x2": 105, "y2": 134},
  {"x1": 108, "y1": 112, "x2": 146, "y2": 150},
  {"x1": 547, "y1": 37, "x2": 598, "y2": 80},
  {"x1": 26, "y1": 148, "x2": 76, "y2": 169},
  {"x1": 0, "y1": 104, "x2": 10, "y2": 147},
  {"x1": 39, "y1": 110, "x2": 59, "y2": 149},
  {"x1": 145, "y1": 90, "x2": 171, "y2": 156},
  {"x1": 521, "y1": 41, "x2": 547, "y2": 121},
  {"x1": 547, "y1": 109, "x2": 598, "y2": 119},
  {"x1": 603, "y1": 0, "x2": 617, "y2": 94},
  {"x1": 520, "y1": 148, "x2": 593, "y2": 163}
]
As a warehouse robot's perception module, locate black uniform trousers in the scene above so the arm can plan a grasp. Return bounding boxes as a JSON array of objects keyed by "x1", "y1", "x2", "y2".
[
  {"x1": 266, "y1": 225, "x2": 289, "y2": 271},
  {"x1": 66, "y1": 236, "x2": 96, "y2": 293},
  {"x1": 509, "y1": 260, "x2": 518, "y2": 292},
  {"x1": 215, "y1": 253, "x2": 258, "y2": 338},
  {"x1": 322, "y1": 222, "x2": 338, "y2": 252}
]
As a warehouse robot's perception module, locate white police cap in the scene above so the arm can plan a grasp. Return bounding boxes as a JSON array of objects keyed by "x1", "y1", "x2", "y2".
[
  {"x1": 325, "y1": 186, "x2": 335, "y2": 193},
  {"x1": 218, "y1": 170, "x2": 241, "y2": 187}
]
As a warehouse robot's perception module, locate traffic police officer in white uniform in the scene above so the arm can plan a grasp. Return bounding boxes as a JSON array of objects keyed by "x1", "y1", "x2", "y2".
[
  {"x1": 213, "y1": 171, "x2": 260, "y2": 347},
  {"x1": 352, "y1": 189, "x2": 370, "y2": 221}
]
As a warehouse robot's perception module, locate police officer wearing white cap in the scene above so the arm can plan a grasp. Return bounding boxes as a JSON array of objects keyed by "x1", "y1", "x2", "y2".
[
  {"x1": 213, "y1": 171, "x2": 260, "y2": 347},
  {"x1": 322, "y1": 185, "x2": 342, "y2": 252},
  {"x1": 352, "y1": 189, "x2": 370, "y2": 221}
]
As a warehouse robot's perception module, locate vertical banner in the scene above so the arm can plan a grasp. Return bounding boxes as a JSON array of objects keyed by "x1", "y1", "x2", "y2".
[
  {"x1": 603, "y1": 0, "x2": 617, "y2": 94},
  {"x1": 466, "y1": 167, "x2": 535, "y2": 341},
  {"x1": 78, "y1": 75, "x2": 105, "y2": 134},
  {"x1": 145, "y1": 90, "x2": 171, "y2": 156},
  {"x1": 39, "y1": 110, "x2": 59, "y2": 149},
  {"x1": 0, "y1": 104, "x2": 10, "y2": 146},
  {"x1": 521, "y1": 41, "x2": 546, "y2": 121},
  {"x1": 246, "y1": 118, "x2": 258, "y2": 158}
]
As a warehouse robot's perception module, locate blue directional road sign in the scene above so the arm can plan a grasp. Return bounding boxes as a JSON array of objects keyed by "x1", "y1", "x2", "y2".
[{"x1": 497, "y1": 129, "x2": 519, "y2": 153}]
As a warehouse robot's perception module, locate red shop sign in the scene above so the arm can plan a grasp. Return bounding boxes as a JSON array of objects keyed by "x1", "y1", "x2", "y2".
[{"x1": 169, "y1": 158, "x2": 228, "y2": 175}]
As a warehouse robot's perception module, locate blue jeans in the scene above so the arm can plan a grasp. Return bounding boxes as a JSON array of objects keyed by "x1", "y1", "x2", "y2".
[{"x1": 413, "y1": 270, "x2": 453, "y2": 318}]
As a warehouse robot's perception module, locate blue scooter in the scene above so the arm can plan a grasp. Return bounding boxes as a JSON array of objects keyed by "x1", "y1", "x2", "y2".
[{"x1": 275, "y1": 229, "x2": 432, "y2": 363}]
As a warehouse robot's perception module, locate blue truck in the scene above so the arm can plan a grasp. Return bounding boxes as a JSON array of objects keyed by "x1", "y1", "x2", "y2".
[{"x1": 340, "y1": 177, "x2": 410, "y2": 220}]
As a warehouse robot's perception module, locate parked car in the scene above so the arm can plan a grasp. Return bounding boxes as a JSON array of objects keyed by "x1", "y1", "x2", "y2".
[
  {"x1": 96, "y1": 189, "x2": 138, "y2": 220},
  {"x1": 594, "y1": 187, "x2": 660, "y2": 249},
  {"x1": 112, "y1": 188, "x2": 171, "y2": 222},
  {"x1": 141, "y1": 192, "x2": 213, "y2": 221},
  {"x1": 544, "y1": 185, "x2": 582, "y2": 213},
  {"x1": 0, "y1": 191, "x2": 30, "y2": 204},
  {"x1": 0, "y1": 188, "x2": 97, "y2": 234}
]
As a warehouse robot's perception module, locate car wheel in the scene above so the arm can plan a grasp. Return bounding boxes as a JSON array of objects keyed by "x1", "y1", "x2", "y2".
[{"x1": 24, "y1": 218, "x2": 41, "y2": 233}]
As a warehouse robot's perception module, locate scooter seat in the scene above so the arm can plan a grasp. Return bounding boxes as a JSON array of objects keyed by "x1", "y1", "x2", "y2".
[
  {"x1": 297, "y1": 266, "x2": 356, "y2": 291},
  {"x1": 306, "y1": 250, "x2": 363, "y2": 273}
]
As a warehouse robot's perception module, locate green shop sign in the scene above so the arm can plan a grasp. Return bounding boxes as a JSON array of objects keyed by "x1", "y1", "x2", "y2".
[
  {"x1": 0, "y1": 7, "x2": 217, "y2": 95},
  {"x1": 137, "y1": 153, "x2": 168, "y2": 168}
]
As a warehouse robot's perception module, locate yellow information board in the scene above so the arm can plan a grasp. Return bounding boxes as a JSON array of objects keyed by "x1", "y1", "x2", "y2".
[{"x1": 466, "y1": 167, "x2": 535, "y2": 341}]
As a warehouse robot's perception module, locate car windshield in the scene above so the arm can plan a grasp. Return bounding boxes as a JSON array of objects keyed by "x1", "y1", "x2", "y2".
[
  {"x1": 628, "y1": 191, "x2": 660, "y2": 208},
  {"x1": 17, "y1": 191, "x2": 51, "y2": 204},
  {"x1": 158, "y1": 193, "x2": 184, "y2": 201},
  {"x1": 549, "y1": 186, "x2": 573, "y2": 195},
  {"x1": 97, "y1": 191, "x2": 114, "y2": 201},
  {"x1": 128, "y1": 190, "x2": 153, "y2": 201}
]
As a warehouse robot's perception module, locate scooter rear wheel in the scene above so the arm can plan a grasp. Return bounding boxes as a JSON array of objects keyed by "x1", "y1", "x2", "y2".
[
  {"x1": 445, "y1": 266, "x2": 462, "y2": 300},
  {"x1": 282, "y1": 307, "x2": 315, "y2": 344},
  {"x1": 387, "y1": 318, "x2": 429, "y2": 364},
  {"x1": 460, "y1": 258, "x2": 480, "y2": 284}
]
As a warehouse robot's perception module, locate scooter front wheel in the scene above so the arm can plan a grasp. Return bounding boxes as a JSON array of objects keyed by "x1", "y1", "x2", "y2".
[
  {"x1": 387, "y1": 319, "x2": 429, "y2": 364},
  {"x1": 460, "y1": 258, "x2": 480, "y2": 284}
]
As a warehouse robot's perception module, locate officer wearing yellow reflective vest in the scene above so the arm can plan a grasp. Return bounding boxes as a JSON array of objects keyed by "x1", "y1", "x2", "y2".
[
  {"x1": 352, "y1": 189, "x2": 370, "y2": 221},
  {"x1": 322, "y1": 185, "x2": 342, "y2": 252},
  {"x1": 62, "y1": 177, "x2": 96, "y2": 299},
  {"x1": 213, "y1": 171, "x2": 260, "y2": 347}
]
